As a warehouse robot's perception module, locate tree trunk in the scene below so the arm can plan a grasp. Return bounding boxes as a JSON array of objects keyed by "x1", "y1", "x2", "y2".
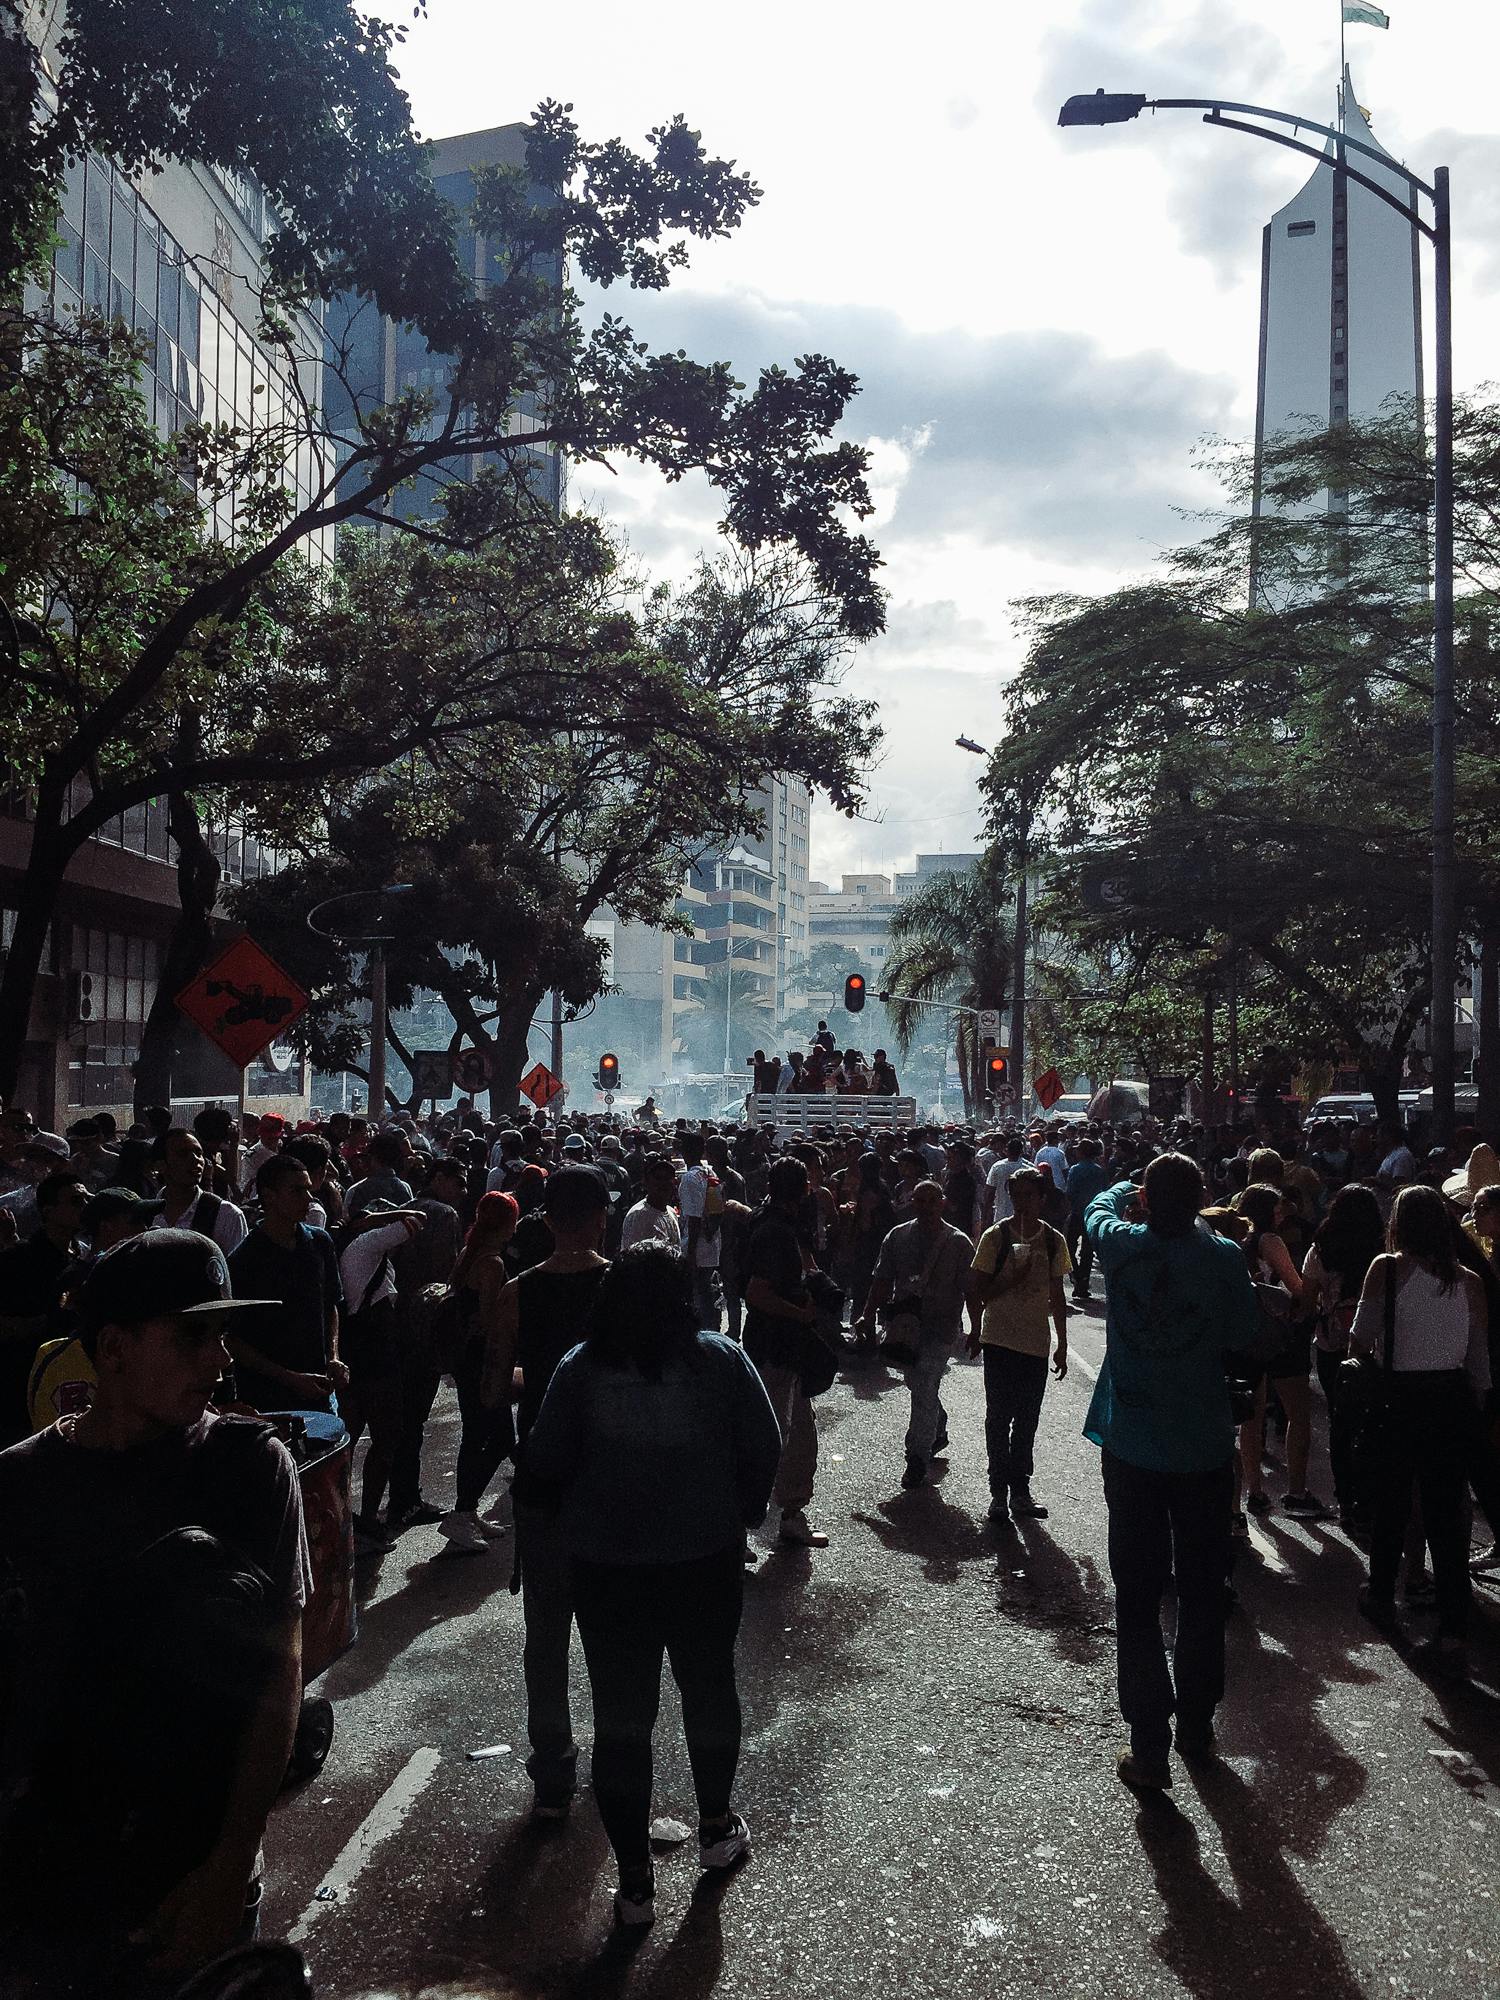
[
  {"x1": 133, "y1": 792, "x2": 222, "y2": 1117},
  {"x1": 1362, "y1": 1058, "x2": 1402, "y2": 1128},
  {"x1": 0, "y1": 781, "x2": 72, "y2": 1104}
]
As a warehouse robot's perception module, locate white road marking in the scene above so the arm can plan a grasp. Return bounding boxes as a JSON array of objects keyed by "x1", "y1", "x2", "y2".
[{"x1": 288, "y1": 1746, "x2": 442, "y2": 1944}]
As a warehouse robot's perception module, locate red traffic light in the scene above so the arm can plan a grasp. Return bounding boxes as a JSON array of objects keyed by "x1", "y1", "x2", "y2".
[
  {"x1": 844, "y1": 974, "x2": 867, "y2": 1013},
  {"x1": 986, "y1": 1052, "x2": 1009, "y2": 1086},
  {"x1": 597, "y1": 1052, "x2": 620, "y2": 1091}
]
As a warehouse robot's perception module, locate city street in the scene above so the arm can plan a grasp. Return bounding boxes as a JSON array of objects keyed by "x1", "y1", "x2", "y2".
[{"x1": 264, "y1": 1306, "x2": 1500, "y2": 2000}]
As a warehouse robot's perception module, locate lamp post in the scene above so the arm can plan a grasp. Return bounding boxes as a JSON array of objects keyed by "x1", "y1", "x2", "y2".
[
  {"x1": 957, "y1": 732, "x2": 1029, "y2": 1111},
  {"x1": 1059, "y1": 88, "x2": 1456, "y2": 1140},
  {"x1": 307, "y1": 885, "x2": 416, "y2": 1121}
]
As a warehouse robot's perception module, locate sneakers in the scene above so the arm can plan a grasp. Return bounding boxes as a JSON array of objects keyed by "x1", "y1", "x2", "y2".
[
  {"x1": 439, "y1": 1510, "x2": 490, "y2": 1556},
  {"x1": 613, "y1": 1865, "x2": 656, "y2": 1928},
  {"x1": 388, "y1": 1498, "x2": 445, "y2": 1530},
  {"x1": 1245, "y1": 1490, "x2": 1272, "y2": 1516},
  {"x1": 1175, "y1": 1720, "x2": 1216, "y2": 1759},
  {"x1": 778, "y1": 1509, "x2": 829, "y2": 1548},
  {"x1": 1010, "y1": 1486, "x2": 1048, "y2": 1519},
  {"x1": 699, "y1": 1811, "x2": 752, "y2": 1871},
  {"x1": 1071, "y1": 1288, "x2": 1091, "y2": 1306},
  {"x1": 986, "y1": 1496, "x2": 1012, "y2": 1524},
  {"x1": 475, "y1": 1502, "x2": 510, "y2": 1540},
  {"x1": 901, "y1": 1454, "x2": 927, "y2": 1490},
  {"x1": 530, "y1": 1795, "x2": 571, "y2": 1826},
  {"x1": 1282, "y1": 1491, "x2": 1325, "y2": 1519},
  {"x1": 352, "y1": 1518, "x2": 397, "y2": 1556},
  {"x1": 1116, "y1": 1748, "x2": 1172, "y2": 1791}
]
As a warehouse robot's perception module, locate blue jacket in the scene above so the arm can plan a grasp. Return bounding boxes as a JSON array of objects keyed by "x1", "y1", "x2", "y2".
[{"x1": 1082, "y1": 1183, "x2": 1258, "y2": 1473}]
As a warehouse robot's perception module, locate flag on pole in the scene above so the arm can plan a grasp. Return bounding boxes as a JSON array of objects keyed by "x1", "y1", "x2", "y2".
[{"x1": 1343, "y1": 3, "x2": 1390, "y2": 26}]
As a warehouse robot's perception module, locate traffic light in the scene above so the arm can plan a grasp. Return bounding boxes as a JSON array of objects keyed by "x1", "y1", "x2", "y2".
[
  {"x1": 985, "y1": 1049, "x2": 1010, "y2": 1092},
  {"x1": 596, "y1": 1052, "x2": 621, "y2": 1092},
  {"x1": 844, "y1": 973, "x2": 867, "y2": 1013}
]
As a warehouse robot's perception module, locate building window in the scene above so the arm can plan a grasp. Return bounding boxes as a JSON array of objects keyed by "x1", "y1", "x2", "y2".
[{"x1": 1287, "y1": 220, "x2": 1316, "y2": 238}]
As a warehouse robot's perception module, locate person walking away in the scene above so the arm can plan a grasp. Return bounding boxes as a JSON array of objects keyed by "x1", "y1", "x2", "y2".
[
  {"x1": 1349, "y1": 1184, "x2": 1489, "y2": 1673},
  {"x1": 1235, "y1": 1184, "x2": 1312, "y2": 1518},
  {"x1": 1065, "y1": 1140, "x2": 1109, "y2": 1304},
  {"x1": 1301, "y1": 1184, "x2": 1384, "y2": 1529},
  {"x1": 678, "y1": 1132, "x2": 725, "y2": 1332},
  {"x1": 966, "y1": 1167, "x2": 1069, "y2": 1520},
  {"x1": 491, "y1": 1167, "x2": 610, "y2": 1819},
  {"x1": 440, "y1": 1191, "x2": 519, "y2": 1553},
  {"x1": 337, "y1": 1206, "x2": 424, "y2": 1554},
  {"x1": 1084, "y1": 1153, "x2": 1259, "y2": 1789},
  {"x1": 858, "y1": 1180, "x2": 972, "y2": 1488},
  {"x1": 385, "y1": 1161, "x2": 466, "y2": 1533},
  {"x1": 1461, "y1": 1183, "x2": 1500, "y2": 1573},
  {"x1": 225, "y1": 1155, "x2": 347, "y2": 1415},
  {"x1": 526, "y1": 1244, "x2": 782, "y2": 1928},
  {"x1": 983, "y1": 1135, "x2": 1027, "y2": 1229},
  {"x1": 742, "y1": 1157, "x2": 829, "y2": 1548},
  {"x1": 844, "y1": 1153, "x2": 896, "y2": 1343}
]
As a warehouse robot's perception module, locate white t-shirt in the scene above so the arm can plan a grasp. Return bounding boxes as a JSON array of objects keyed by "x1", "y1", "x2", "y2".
[
  {"x1": 986, "y1": 1156, "x2": 1026, "y2": 1223},
  {"x1": 152, "y1": 1192, "x2": 248, "y2": 1257},
  {"x1": 1035, "y1": 1145, "x2": 1068, "y2": 1192},
  {"x1": 1380, "y1": 1144, "x2": 1419, "y2": 1183},
  {"x1": 340, "y1": 1220, "x2": 409, "y2": 1316},
  {"x1": 676, "y1": 1165, "x2": 720, "y2": 1268},
  {"x1": 620, "y1": 1200, "x2": 681, "y2": 1252}
]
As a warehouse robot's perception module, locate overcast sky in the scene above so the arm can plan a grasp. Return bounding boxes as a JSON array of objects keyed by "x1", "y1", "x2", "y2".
[{"x1": 391, "y1": 0, "x2": 1500, "y2": 882}]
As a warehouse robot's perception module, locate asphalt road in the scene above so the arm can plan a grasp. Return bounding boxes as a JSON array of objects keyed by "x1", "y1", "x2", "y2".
[{"x1": 262, "y1": 1302, "x2": 1500, "y2": 2000}]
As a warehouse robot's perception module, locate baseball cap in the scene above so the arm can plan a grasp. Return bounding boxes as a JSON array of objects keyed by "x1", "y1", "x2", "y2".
[
  {"x1": 562, "y1": 1134, "x2": 588, "y2": 1154},
  {"x1": 82, "y1": 1186, "x2": 163, "y2": 1233},
  {"x1": 23, "y1": 1132, "x2": 70, "y2": 1162},
  {"x1": 76, "y1": 1228, "x2": 274, "y2": 1334}
]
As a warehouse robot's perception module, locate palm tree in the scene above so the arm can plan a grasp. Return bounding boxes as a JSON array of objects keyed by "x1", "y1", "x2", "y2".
[
  {"x1": 675, "y1": 960, "x2": 776, "y2": 1075},
  {"x1": 882, "y1": 859, "x2": 1012, "y2": 1118}
]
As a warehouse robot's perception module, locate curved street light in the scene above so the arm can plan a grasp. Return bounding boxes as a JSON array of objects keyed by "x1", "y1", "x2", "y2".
[
  {"x1": 307, "y1": 885, "x2": 416, "y2": 1118},
  {"x1": 1058, "y1": 88, "x2": 1456, "y2": 1139}
]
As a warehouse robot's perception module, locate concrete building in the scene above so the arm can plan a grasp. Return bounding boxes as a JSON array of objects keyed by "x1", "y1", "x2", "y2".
[
  {"x1": 807, "y1": 852, "x2": 984, "y2": 987},
  {"x1": 3, "y1": 13, "x2": 323, "y2": 1125},
  {"x1": 1251, "y1": 69, "x2": 1423, "y2": 603}
]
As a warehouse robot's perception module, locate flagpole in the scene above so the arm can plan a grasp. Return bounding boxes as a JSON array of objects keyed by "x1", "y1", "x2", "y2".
[{"x1": 1340, "y1": 1, "x2": 1346, "y2": 109}]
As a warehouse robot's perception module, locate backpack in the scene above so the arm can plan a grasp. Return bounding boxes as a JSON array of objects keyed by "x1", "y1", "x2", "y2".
[{"x1": 189, "y1": 1192, "x2": 225, "y2": 1237}]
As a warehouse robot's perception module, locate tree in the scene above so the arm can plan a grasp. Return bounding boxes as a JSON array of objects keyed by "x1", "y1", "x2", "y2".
[
  {"x1": 0, "y1": 5, "x2": 887, "y2": 1097},
  {"x1": 977, "y1": 402, "x2": 1500, "y2": 1124},
  {"x1": 881, "y1": 861, "x2": 1011, "y2": 1119}
]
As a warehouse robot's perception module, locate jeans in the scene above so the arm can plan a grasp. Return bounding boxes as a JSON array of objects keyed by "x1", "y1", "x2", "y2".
[
  {"x1": 387, "y1": 1314, "x2": 442, "y2": 1515},
  {"x1": 1314, "y1": 1345, "x2": 1356, "y2": 1511},
  {"x1": 692, "y1": 1265, "x2": 724, "y2": 1333},
  {"x1": 1367, "y1": 1370, "x2": 1476, "y2": 1640},
  {"x1": 904, "y1": 1337, "x2": 952, "y2": 1462},
  {"x1": 983, "y1": 1345, "x2": 1049, "y2": 1496},
  {"x1": 572, "y1": 1546, "x2": 745, "y2": 1871},
  {"x1": 758, "y1": 1361, "x2": 818, "y2": 1513},
  {"x1": 1067, "y1": 1217, "x2": 1094, "y2": 1294},
  {"x1": 452, "y1": 1334, "x2": 516, "y2": 1513},
  {"x1": 1101, "y1": 1449, "x2": 1234, "y2": 1759},
  {"x1": 513, "y1": 1502, "x2": 579, "y2": 1801}
]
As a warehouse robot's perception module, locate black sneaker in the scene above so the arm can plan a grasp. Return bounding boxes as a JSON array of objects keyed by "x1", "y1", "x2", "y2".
[
  {"x1": 389, "y1": 1498, "x2": 445, "y2": 1530},
  {"x1": 931, "y1": 1429, "x2": 950, "y2": 1457},
  {"x1": 901, "y1": 1453, "x2": 928, "y2": 1489},
  {"x1": 1010, "y1": 1486, "x2": 1048, "y2": 1519},
  {"x1": 1246, "y1": 1491, "x2": 1272, "y2": 1516},
  {"x1": 1175, "y1": 1719, "x2": 1216, "y2": 1759}
]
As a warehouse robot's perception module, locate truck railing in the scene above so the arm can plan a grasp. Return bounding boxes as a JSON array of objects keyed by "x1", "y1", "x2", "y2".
[{"x1": 745, "y1": 1094, "x2": 919, "y2": 1130}]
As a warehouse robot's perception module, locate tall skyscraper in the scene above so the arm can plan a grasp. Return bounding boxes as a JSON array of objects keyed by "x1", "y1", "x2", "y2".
[{"x1": 1250, "y1": 68, "x2": 1423, "y2": 602}]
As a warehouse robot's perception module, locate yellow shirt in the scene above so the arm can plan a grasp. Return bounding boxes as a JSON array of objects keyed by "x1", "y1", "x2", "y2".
[{"x1": 972, "y1": 1221, "x2": 1069, "y2": 1356}]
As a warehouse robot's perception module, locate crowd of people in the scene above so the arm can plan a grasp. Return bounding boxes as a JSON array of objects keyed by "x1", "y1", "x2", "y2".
[{"x1": 0, "y1": 1086, "x2": 1496, "y2": 1988}]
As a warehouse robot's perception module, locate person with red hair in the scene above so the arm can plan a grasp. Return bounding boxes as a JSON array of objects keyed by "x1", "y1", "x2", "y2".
[{"x1": 441, "y1": 1191, "x2": 519, "y2": 1554}]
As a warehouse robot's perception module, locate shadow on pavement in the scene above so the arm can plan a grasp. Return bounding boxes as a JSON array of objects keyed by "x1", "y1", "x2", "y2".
[
  {"x1": 324, "y1": 1543, "x2": 514, "y2": 1702},
  {"x1": 1135, "y1": 1761, "x2": 1372, "y2": 2000},
  {"x1": 852, "y1": 1481, "x2": 992, "y2": 1585},
  {"x1": 993, "y1": 1516, "x2": 1114, "y2": 1668}
]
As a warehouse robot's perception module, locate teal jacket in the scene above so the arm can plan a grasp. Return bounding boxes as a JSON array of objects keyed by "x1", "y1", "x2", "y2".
[{"x1": 1082, "y1": 1183, "x2": 1258, "y2": 1473}]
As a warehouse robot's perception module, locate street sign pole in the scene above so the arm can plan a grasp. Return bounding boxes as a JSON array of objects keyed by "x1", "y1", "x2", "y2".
[{"x1": 368, "y1": 941, "x2": 387, "y2": 1122}]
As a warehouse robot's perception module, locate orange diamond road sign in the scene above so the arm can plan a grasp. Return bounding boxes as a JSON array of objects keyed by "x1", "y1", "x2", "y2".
[
  {"x1": 519, "y1": 1062, "x2": 564, "y2": 1108},
  {"x1": 176, "y1": 935, "x2": 309, "y2": 1071},
  {"x1": 1034, "y1": 1067, "x2": 1065, "y2": 1111}
]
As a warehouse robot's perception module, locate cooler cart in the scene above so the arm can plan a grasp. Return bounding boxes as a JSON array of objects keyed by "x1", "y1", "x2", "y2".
[{"x1": 266, "y1": 1411, "x2": 356, "y2": 1782}]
